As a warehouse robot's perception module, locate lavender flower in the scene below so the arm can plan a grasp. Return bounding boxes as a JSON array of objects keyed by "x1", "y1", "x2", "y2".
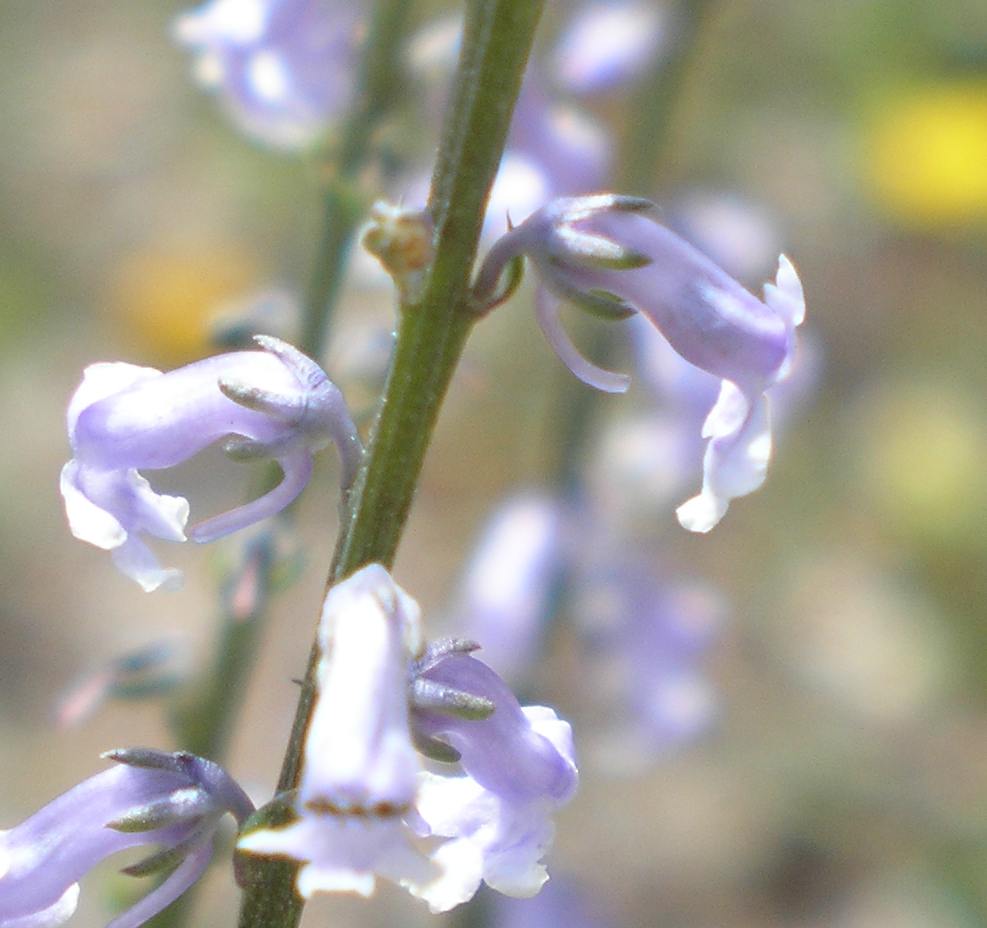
[
  {"x1": 449, "y1": 492, "x2": 566, "y2": 684},
  {"x1": 61, "y1": 335, "x2": 361, "y2": 591},
  {"x1": 411, "y1": 649, "x2": 578, "y2": 909},
  {"x1": 0, "y1": 749, "x2": 252, "y2": 928},
  {"x1": 239, "y1": 565, "x2": 578, "y2": 912},
  {"x1": 475, "y1": 195, "x2": 806, "y2": 531},
  {"x1": 173, "y1": 0, "x2": 362, "y2": 149},
  {"x1": 237, "y1": 564, "x2": 437, "y2": 900},
  {"x1": 574, "y1": 559, "x2": 724, "y2": 772},
  {"x1": 553, "y1": 1, "x2": 667, "y2": 95}
]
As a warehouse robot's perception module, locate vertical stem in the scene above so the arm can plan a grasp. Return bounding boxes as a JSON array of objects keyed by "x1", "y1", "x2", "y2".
[
  {"x1": 299, "y1": 0, "x2": 414, "y2": 356},
  {"x1": 148, "y1": 6, "x2": 413, "y2": 928},
  {"x1": 235, "y1": 3, "x2": 545, "y2": 927},
  {"x1": 621, "y1": 0, "x2": 718, "y2": 193}
]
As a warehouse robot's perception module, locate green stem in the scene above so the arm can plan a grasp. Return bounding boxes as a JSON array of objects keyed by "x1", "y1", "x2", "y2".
[
  {"x1": 299, "y1": 0, "x2": 413, "y2": 356},
  {"x1": 235, "y1": 3, "x2": 545, "y2": 927},
  {"x1": 174, "y1": 534, "x2": 276, "y2": 760},
  {"x1": 148, "y1": 8, "x2": 412, "y2": 928}
]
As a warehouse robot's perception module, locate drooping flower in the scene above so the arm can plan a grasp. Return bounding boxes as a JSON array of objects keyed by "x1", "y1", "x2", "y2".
[
  {"x1": 61, "y1": 335, "x2": 361, "y2": 591},
  {"x1": 410, "y1": 649, "x2": 578, "y2": 910},
  {"x1": 173, "y1": 0, "x2": 363, "y2": 149},
  {"x1": 474, "y1": 195, "x2": 806, "y2": 532},
  {"x1": 0, "y1": 749, "x2": 252, "y2": 928},
  {"x1": 237, "y1": 564, "x2": 438, "y2": 900},
  {"x1": 238, "y1": 565, "x2": 578, "y2": 913}
]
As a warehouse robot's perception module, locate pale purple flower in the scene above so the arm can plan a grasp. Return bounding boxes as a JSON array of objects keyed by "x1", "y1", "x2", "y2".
[
  {"x1": 573, "y1": 559, "x2": 724, "y2": 772},
  {"x1": 553, "y1": 1, "x2": 667, "y2": 95},
  {"x1": 239, "y1": 566, "x2": 578, "y2": 912},
  {"x1": 237, "y1": 564, "x2": 437, "y2": 901},
  {"x1": 475, "y1": 195, "x2": 806, "y2": 532},
  {"x1": 173, "y1": 0, "x2": 362, "y2": 149},
  {"x1": 0, "y1": 749, "x2": 252, "y2": 928},
  {"x1": 450, "y1": 492, "x2": 566, "y2": 684},
  {"x1": 61, "y1": 336, "x2": 361, "y2": 591},
  {"x1": 411, "y1": 651, "x2": 578, "y2": 910}
]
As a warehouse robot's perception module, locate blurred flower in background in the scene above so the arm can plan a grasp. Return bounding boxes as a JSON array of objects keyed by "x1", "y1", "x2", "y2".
[
  {"x1": 865, "y1": 80, "x2": 987, "y2": 228},
  {"x1": 174, "y1": 0, "x2": 364, "y2": 149}
]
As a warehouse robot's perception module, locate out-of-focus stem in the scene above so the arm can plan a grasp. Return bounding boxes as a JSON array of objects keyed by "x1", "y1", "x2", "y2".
[
  {"x1": 547, "y1": 0, "x2": 720, "y2": 489},
  {"x1": 235, "y1": 3, "x2": 545, "y2": 927},
  {"x1": 299, "y1": 0, "x2": 413, "y2": 357},
  {"x1": 621, "y1": 0, "x2": 718, "y2": 193}
]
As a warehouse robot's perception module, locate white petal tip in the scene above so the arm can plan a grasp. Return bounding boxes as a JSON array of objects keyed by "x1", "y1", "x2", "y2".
[
  {"x1": 768, "y1": 253, "x2": 805, "y2": 326},
  {"x1": 137, "y1": 569, "x2": 185, "y2": 593},
  {"x1": 593, "y1": 371, "x2": 631, "y2": 394},
  {"x1": 675, "y1": 494, "x2": 726, "y2": 533}
]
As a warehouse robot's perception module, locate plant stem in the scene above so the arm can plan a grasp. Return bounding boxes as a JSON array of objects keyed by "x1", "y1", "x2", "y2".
[
  {"x1": 622, "y1": 0, "x2": 718, "y2": 193},
  {"x1": 147, "y1": 8, "x2": 413, "y2": 928},
  {"x1": 299, "y1": 0, "x2": 414, "y2": 356},
  {"x1": 235, "y1": 3, "x2": 545, "y2": 927}
]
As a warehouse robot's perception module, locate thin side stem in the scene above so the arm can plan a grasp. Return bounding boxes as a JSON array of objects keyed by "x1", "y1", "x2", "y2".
[
  {"x1": 621, "y1": 0, "x2": 717, "y2": 193},
  {"x1": 235, "y1": 3, "x2": 545, "y2": 927},
  {"x1": 299, "y1": 0, "x2": 413, "y2": 356}
]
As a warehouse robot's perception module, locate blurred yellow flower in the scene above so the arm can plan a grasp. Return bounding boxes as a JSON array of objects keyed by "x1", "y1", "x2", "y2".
[
  {"x1": 866, "y1": 81, "x2": 987, "y2": 226},
  {"x1": 108, "y1": 247, "x2": 256, "y2": 363},
  {"x1": 856, "y1": 380, "x2": 987, "y2": 543}
]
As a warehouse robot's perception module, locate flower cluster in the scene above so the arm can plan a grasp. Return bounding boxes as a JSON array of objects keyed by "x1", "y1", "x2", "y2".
[
  {"x1": 450, "y1": 491, "x2": 724, "y2": 771},
  {"x1": 238, "y1": 564, "x2": 578, "y2": 912},
  {"x1": 0, "y1": 749, "x2": 252, "y2": 928},
  {"x1": 61, "y1": 336, "x2": 361, "y2": 591}
]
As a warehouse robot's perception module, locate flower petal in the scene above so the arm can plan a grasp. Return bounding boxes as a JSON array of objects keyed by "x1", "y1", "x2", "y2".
[
  {"x1": 676, "y1": 385, "x2": 771, "y2": 532},
  {"x1": 0, "y1": 883, "x2": 79, "y2": 928},
  {"x1": 59, "y1": 461, "x2": 127, "y2": 550},
  {"x1": 105, "y1": 839, "x2": 212, "y2": 928},
  {"x1": 535, "y1": 289, "x2": 630, "y2": 394}
]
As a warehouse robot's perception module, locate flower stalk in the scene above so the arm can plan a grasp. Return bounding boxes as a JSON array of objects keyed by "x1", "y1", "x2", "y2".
[
  {"x1": 299, "y1": 0, "x2": 414, "y2": 356},
  {"x1": 235, "y1": 3, "x2": 546, "y2": 927}
]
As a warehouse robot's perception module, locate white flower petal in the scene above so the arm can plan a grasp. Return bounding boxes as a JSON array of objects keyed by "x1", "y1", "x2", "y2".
[{"x1": 59, "y1": 462, "x2": 126, "y2": 550}]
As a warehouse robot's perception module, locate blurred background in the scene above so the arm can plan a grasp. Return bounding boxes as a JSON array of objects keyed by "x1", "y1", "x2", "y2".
[{"x1": 2, "y1": 0, "x2": 987, "y2": 926}]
